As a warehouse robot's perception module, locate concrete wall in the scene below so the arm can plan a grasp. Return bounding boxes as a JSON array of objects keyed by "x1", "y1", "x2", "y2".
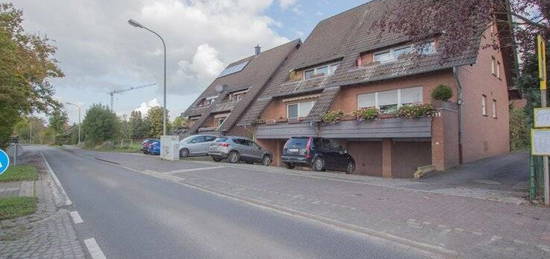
[{"x1": 458, "y1": 26, "x2": 510, "y2": 163}]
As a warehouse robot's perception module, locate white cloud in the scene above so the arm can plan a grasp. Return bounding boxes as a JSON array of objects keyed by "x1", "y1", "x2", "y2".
[
  {"x1": 135, "y1": 98, "x2": 161, "y2": 115},
  {"x1": 278, "y1": 0, "x2": 298, "y2": 9},
  {"x1": 14, "y1": 0, "x2": 290, "y2": 121}
]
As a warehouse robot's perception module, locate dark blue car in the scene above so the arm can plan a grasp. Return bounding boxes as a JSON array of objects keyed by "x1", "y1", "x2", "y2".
[{"x1": 147, "y1": 140, "x2": 161, "y2": 155}]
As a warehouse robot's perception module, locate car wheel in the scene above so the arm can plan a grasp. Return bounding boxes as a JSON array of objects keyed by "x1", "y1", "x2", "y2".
[
  {"x1": 346, "y1": 161, "x2": 355, "y2": 174},
  {"x1": 313, "y1": 157, "x2": 325, "y2": 171},
  {"x1": 228, "y1": 151, "x2": 240, "y2": 163},
  {"x1": 285, "y1": 163, "x2": 295, "y2": 169},
  {"x1": 180, "y1": 148, "x2": 190, "y2": 158},
  {"x1": 262, "y1": 155, "x2": 272, "y2": 166},
  {"x1": 212, "y1": 156, "x2": 223, "y2": 162}
]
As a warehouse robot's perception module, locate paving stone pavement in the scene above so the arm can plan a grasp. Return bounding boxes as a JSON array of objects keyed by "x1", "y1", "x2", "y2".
[{"x1": 0, "y1": 152, "x2": 85, "y2": 259}]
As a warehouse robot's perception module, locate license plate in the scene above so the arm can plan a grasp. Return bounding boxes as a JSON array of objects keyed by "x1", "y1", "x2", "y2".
[{"x1": 289, "y1": 148, "x2": 299, "y2": 152}]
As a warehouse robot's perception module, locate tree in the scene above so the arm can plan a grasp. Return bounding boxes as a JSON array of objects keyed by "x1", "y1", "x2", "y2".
[
  {"x1": 81, "y1": 104, "x2": 120, "y2": 146},
  {"x1": 374, "y1": 0, "x2": 548, "y2": 65},
  {"x1": 0, "y1": 3, "x2": 63, "y2": 148},
  {"x1": 48, "y1": 109, "x2": 68, "y2": 135},
  {"x1": 145, "y1": 106, "x2": 169, "y2": 138},
  {"x1": 172, "y1": 116, "x2": 189, "y2": 129},
  {"x1": 128, "y1": 111, "x2": 148, "y2": 139}
]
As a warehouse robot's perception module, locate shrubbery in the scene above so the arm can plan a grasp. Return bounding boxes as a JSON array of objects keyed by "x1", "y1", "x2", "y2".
[
  {"x1": 397, "y1": 104, "x2": 436, "y2": 119},
  {"x1": 321, "y1": 110, "x2": 344, "y2": 123},
  {"x1": 431, "y1": 84, "x2": 453, "y2": 101},
  {"x1": 354, "y1": 107, "x2": 379, "y2": 120}
]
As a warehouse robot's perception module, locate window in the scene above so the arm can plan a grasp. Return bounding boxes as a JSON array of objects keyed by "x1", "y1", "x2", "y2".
[
  {"x1": 218, "y1": 61, "x2": 249, "y2": 78},
  {"x1": 372, "y1": 42, "x2": 436, "y2": 64},
  {"x1": 199, "y1": 96, "x2": 217, "y2": 107},
  {"x1": 496, "y1": 61, "x2": 501, "y2": 79},
  {"x1": 357, "y1": 87, "x2": 423, "y2": 113},
  {"x1": 217, "y1": 117, "x2": 226, "y2": 127},
  {"x1": 482, "y1": 95, "x2": 487, "y2": 116},
  {"x1": 492, "y1": 99, "x2": 497, "y2": 118},
  {"x1": 491, "y1": 56, "x2": 496, "y2": 75},
  {"x1": 230, "y1": 90, "x2": 248, "y2": 102},
  {"x1": 287, "y1": 101, "x2": 315, "y2": 119},
  {"x1": 303, "y1": 62, "x2": 339, "y2": 80}
]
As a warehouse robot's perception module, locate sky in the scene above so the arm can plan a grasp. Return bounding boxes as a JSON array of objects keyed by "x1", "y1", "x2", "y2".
[{"x1": 13, "y1": 0, "x2": 366, "y2": 123}]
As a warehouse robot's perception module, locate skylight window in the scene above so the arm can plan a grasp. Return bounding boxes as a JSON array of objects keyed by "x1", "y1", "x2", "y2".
[{"x1": 218, "y1": 61, "x2": 249, "y2": 78}]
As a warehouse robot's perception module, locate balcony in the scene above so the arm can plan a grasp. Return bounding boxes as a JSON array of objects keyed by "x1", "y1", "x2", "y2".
[
  {"x1": 320, "y1": 117, "x2": 432, "y2": 139},
  {"x1": 255, "y1": 122, "x2": 317, "y2": 139}
]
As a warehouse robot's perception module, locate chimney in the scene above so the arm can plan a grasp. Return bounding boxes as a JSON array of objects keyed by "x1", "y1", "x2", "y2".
[{"x1": 255, "y1": 45, "x2": 261, "y2": 55}]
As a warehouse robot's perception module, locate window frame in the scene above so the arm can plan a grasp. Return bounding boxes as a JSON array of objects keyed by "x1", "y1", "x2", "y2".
[
  {"x1": 492, "y1": 99, "x2": 497, "y2": 118},
  {"x1": 357, "y1": 87, "x2": 423, "y2": 113},
  {"x1": 482, "y1": 95, "x2": 488, "y2": 116},
  {"x1": 303, "y1": 62, "x2": 340, "y2": 80},
  {"x1": 372, "y1": 41, "x2": 436, "y2": 64},
  {"x1": 496, "y1": 61, "x2": 501, "y2": 79},
  {"x1": 491, "y1": 56, "x2": 496, "y2": 75},
  {"x1": 286, "y1": 101, "x2": 315, "y2": 119}
]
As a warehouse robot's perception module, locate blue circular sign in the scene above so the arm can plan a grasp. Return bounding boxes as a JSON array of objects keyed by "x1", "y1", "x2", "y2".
[{"x1": 0, "y1": 149, "x2": 10, "y2": 175}]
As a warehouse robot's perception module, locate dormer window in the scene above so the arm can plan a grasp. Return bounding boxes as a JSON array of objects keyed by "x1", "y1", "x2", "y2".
[
  {"x1": 198, "y1": 96, "x2": 218, "y2": 107},
  {"x1": 303, "y1": 62, "x2": 339, "y2": 80},
  {"x1": 371, "y1": 41, "x2": 436, "y2": 64},
  {"x1": 229, "y1": 90, "x2": 248, "y2": 102},
  {"x1": 218, "y1": 61, "x2": 249, "y2": 78}
]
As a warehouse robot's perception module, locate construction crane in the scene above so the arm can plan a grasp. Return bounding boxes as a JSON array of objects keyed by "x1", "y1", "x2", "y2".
[{"x1": 108, "y1": 83, "x2": 156, "y2": 111}]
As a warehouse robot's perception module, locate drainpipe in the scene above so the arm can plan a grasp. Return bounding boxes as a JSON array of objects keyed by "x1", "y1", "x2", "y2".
[{"x1": 453, "y1": 66, "x2": 464, "y2": 164}]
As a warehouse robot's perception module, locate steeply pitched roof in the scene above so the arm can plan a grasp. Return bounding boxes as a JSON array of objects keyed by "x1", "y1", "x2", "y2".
[
  {"x1": 182, "y1": 39, "x2": 301, "y2": 133},
  {"x1": 239, "y1": 0, "x2": 481, "y2": 125}
]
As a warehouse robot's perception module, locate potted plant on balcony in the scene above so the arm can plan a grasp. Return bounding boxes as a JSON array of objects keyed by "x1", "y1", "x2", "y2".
[
  {"x1": 354, "y1": 107, "x2": 379, "y2": 121},
  {"x1": 321, "y1": 110, "x2": 345, "y2": 124},
  {"x1": 397, "y1": 104, "x2": 436, "y2": 119}
]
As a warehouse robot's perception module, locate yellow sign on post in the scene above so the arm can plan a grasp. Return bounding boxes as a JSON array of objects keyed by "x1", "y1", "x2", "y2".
[{"x1": 538, "y1": 35, "x2": 547, "y2": 90}]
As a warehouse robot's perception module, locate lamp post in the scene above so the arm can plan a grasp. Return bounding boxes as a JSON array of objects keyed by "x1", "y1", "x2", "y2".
[
  {"x1": 128, "y1": 19, "x2": 167, "y2": 136},
  {"x1": 66, "y1": 102, "x2": 81, "y2": 145}
]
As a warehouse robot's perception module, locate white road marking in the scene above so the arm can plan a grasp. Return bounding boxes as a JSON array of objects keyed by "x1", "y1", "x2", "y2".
[
  {"x1": 165, "y1": 166, "x2": 226, "y2": 175},
  {"x1": 41, "y1": 152, "x2": 73, "y2": 206},
  {"x1": 70, "y1": 211, "x2": 83, "y2": 224},
  {"x1": 84, "y1": 238, "x2": 106, "y2": 259}
]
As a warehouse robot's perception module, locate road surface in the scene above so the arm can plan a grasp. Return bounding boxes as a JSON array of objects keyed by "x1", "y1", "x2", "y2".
[{"x1": 37, "y1": 146, "x2": 429, "y2": 259}]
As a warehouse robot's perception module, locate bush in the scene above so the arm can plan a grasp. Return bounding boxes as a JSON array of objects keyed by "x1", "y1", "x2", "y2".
[
  {"x1": 354, "y1": 107, "x2": 379, "y2": 120},
  {"x1": 431, "y1": 84, "x2": 453, "y2": 101},
  {"x1": 397, "y1": 104, "x2": 436, "y2": 119},
  {"x1": 510, "y1": 107, "x2": 530, "y2": 151},
  {"x1": 321, "y1": 110, "x2": 344, "y2": 123}
]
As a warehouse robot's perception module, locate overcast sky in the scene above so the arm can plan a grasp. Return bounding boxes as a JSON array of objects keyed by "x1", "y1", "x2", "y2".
[{"x1": 13, "y1": 0, "x2": 365, "y2": 123}]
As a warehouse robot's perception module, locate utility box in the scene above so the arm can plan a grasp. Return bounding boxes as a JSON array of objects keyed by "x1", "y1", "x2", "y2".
[{"x1": 160, "y1": 135, "x2": 179, "y2": 161}]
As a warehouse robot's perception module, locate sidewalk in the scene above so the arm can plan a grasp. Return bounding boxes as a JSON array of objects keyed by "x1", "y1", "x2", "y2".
[
  {"x1": 83, "y1": 149, "x2": 550, "y2": 258},
  {"x1": 0, "y1": 151, "x2": 85, "y2": 258}
]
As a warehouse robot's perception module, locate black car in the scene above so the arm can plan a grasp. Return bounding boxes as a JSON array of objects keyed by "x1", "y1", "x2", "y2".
[
  {"x1": 281, "y1": 137, "x2": 355, "y2": 174},
  {"x1": 141, "y1": 139, "x2": 159, "y2": 154}
]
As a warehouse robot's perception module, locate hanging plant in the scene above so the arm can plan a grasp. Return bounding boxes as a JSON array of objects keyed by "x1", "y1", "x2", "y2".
[
  {"x1": 321, "y1": 110, "x2": 345, "y2": 123},
  {"x1": 354, "y1": 107, "x2": 379, "y2": 121}
]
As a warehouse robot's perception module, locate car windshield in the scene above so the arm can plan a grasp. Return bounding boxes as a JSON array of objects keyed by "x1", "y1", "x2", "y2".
[{"x1": 285, "y1": 137, "x2": 309, "y2": 148}]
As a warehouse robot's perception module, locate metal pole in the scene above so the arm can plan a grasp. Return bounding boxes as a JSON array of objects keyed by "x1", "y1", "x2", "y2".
[
  {"x1": 543, "y1": 91, "x2": 549, "y2": 205},
  {"x1": 78, "y1": 105, "x2": 82, "y2": 145}
]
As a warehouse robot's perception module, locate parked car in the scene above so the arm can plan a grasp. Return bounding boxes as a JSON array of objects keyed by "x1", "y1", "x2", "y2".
[
  {"x1": 141, "y1": 139, "x2": 159, "y2": 154},
  {"x1": 208, "y1": 136, "x2": 272, "y2": 166},
  {"x1": 179, "y1": 135, "x2": 217, "y2": 158},
  {"x1": 281, "y1": 137, "x2": 355, "y2": 174},
  {"x1": 147, "y1": 140, "x2": 161, "y2": 155}
]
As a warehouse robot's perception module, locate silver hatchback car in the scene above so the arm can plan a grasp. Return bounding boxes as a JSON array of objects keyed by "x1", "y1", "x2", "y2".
[
  {"x1": 208, "y1": 136, "x2": 272, "y2": 166},
  {"x1": 179, "y1": 135, "x2": 217, "y2": 158}
]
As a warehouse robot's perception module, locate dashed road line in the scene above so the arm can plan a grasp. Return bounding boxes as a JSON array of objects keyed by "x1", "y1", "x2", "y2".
[
  {"x1": 84, "y1": 238, "x2": 106, "y2": 259},
  {"x1": 70, "y1": 211, "x2": 84, "y2": 224}
]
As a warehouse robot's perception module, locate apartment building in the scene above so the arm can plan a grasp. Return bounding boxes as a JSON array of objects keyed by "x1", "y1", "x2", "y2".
[
  {"x1": 233, "y1": 0, "x2": 514, "y2": 177},
  {"x1": 181, "y1": 40, "x2": 301, "y2": 137}
]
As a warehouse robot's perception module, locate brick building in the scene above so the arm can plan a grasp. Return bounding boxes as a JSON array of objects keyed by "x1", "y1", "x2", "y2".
[{"x1": 183, "y1": 0, "x2": 515, "y2": 178}]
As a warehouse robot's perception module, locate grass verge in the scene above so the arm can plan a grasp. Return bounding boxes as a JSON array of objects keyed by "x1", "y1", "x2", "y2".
[
  {"x1": 0, "y1": 165, "x2": 39, "y2": 182},
  {"x1": 0, "y1": 197, "x2": 38, "y2": 220}
]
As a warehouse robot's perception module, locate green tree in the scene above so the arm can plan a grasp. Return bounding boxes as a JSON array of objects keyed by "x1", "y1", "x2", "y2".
[
  {"x1": 172, "y1": 116, "x2": 188, "y2": 129},
  {"x1": 145, "y1": 106, "x2": 169, "y2": 138},
  {"x1": 0, "y1": 3, "x2": 63, "y2": 148},
  {"x1": 81, "y1": 104, "x2": 120, "y2": 146},
  {"x1": 49, "y1": 109, "x2": 68, "y2": 135},
  {"x1": 128, "y1": 111, "x2": 148, "y2": 139}
]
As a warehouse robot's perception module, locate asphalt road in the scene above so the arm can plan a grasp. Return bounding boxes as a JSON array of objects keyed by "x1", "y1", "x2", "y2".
[{"x1": 37, "y1": 146, "x2": 430, "y2": 259}]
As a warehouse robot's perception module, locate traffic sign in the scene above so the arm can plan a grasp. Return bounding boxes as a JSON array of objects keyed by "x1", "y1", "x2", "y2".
[{"x1": 0, "y1": 149, "x2": 10, "y2": 175}]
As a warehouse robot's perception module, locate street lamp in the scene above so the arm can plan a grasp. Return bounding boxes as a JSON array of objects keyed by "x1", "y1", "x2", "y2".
[
  {"x1": 128, "y1": 19, "x2": 168, "y2": 136},
  {"x1": 66, "y1": 102, "x2": 82, "y2": 145}
]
